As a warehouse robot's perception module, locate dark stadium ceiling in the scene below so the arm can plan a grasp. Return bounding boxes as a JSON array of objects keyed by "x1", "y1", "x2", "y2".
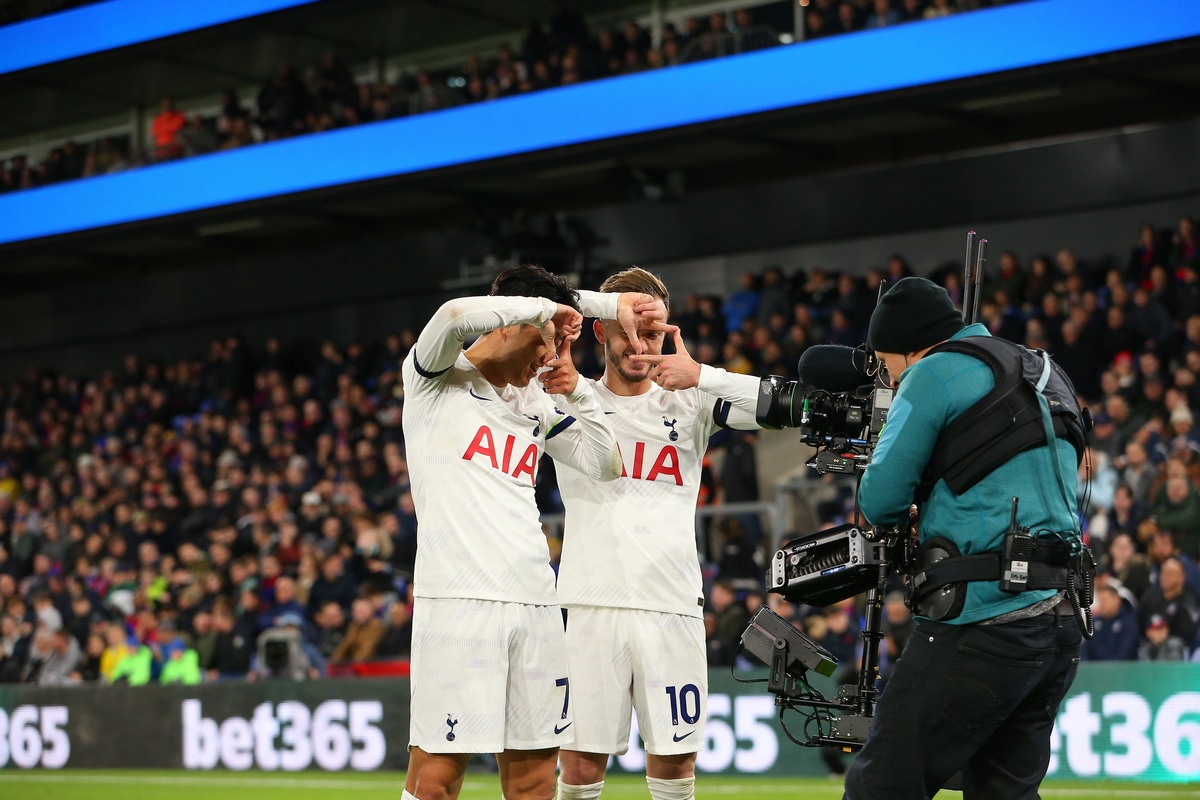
[{"x1": 1, "y1": 14, "x2": 1200, "y2": 287}]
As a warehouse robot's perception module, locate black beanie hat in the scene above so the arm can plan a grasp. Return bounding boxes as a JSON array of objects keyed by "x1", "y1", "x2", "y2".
[{"x1": 867, "y1": 277, "x2": 965, "y2": 354}]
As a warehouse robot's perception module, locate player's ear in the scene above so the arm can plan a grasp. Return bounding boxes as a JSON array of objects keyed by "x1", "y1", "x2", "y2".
[{"x1": 593, "y1": 318, "x2": 607, "y2": 343}]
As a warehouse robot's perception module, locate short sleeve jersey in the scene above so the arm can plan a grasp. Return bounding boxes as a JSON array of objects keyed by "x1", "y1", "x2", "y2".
[{"x1": 555, "y1": 375, "x2": 756, "y2": 618}]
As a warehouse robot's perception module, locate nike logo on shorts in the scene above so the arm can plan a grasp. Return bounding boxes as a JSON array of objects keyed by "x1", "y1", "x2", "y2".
[
  {"x1": 468, "y1": 388, "x2": 491, "y2": 401},
  {"x1": 672, "y1": 731, "x2": 694, "y2": 742},
  {"x1": 554, "y1": 722, "x2": 573, "y2": 734}
]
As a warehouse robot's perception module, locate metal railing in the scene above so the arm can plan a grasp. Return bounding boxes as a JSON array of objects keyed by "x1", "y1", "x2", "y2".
[{"x1": 677, "y1": 25, "x2": 782, "y2": 63}]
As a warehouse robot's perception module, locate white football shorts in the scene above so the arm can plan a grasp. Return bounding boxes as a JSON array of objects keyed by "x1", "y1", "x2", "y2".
[
  {"x1": 409, "y1": 597, "x2": 573, "y2": 753},
  {"x1": 563, "y1": 606, "x2": 707, "y2": 756}
]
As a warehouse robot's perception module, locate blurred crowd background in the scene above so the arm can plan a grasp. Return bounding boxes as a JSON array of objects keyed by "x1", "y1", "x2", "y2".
[
  {"x1": 3, "y1": 207, "x2": 1200, "y2": 689},
  {"x1": 0, "y1": 0, "x2": 1020, "y2": 193}
]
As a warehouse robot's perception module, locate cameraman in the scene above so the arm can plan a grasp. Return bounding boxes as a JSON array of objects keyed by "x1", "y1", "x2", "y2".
[{"x1": 845, "y1": 277, "x2": 1083, "y2": 800}]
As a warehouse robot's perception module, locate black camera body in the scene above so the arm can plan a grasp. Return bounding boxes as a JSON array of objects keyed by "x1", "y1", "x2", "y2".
[{"x1": 755, "y1": 360, "x2": 893, "y2": 475}]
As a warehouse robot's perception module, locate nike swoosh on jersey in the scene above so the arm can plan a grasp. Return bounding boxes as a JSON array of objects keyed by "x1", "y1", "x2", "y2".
[
  {"x1": 672, "y1": 731, "x2": 694, "y2": 742},
  {"x1": 468, "y1": 387, "x2": 491, "y2": 401},
  {"x1": 554, "y1": 722, "x2": 573, "y2": 734}
]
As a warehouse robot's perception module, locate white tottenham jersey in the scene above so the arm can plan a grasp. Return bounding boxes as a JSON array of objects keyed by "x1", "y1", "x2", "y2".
[
  {"x1": 555, "y1": 364, "x2": 761, "y2": 618},
  {"x1": 402, "y1": 295, "x2": 621, "y2": 606}
]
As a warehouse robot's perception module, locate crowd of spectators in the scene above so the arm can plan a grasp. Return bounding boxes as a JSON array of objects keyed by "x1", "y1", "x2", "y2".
[
  {"x1": 4, "y1": 210, "x2": 1199, "y2": 690},
  {"x1": 0, "y1": 0, "x2": 1021, "y2": 194},
  {"x1": 691, "y1": 213, "x2": 1200, "y2": 667}
]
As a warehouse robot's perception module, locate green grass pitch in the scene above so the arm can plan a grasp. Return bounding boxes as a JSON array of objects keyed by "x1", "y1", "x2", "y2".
[{"x1": 0, "y1": 771, "x2": 1194, "y2": 799}]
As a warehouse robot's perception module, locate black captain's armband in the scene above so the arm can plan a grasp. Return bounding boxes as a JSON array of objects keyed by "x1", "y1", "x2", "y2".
[{"x1": 918, "y1": 336, "x2": 1090, "y2": 499}]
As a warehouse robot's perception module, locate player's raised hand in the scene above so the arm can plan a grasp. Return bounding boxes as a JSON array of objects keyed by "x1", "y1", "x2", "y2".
[
  {"x1": 539, "y1": 335, "x2": 580, "y2": 397},
  {"x1": 542, "y1": 304, "x2": 583, "y2": 354},
  {"x1": 629, "y1": 324, "x2": 701, "y2": 390},
  {"x1": 616, "y1": 292, "x2": 668, "y2": 355}
]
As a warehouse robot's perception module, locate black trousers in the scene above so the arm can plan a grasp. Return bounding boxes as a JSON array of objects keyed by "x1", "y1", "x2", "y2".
[{"x1": 843, "y1": 608, "x2": 1082, "y2": 800}]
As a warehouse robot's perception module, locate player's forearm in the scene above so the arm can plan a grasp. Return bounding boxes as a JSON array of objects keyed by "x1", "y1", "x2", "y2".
[
  {"x1": 576, "y1": 289, "x2": 620, "y2": 321},
  {"x1": 698, "y1": 365, "x2": 763, "y2": 425},
  {"x1": 552, "y1": 381, "x2": 622, "y2": 481},
  {"x1": 411, "y1": 295, "x2": 557, "y2": 375}
]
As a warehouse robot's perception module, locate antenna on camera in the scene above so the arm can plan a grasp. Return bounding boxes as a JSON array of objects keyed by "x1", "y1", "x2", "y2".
[{"x1": 962, "y1": 230, "x2": 986, "y2": 325}]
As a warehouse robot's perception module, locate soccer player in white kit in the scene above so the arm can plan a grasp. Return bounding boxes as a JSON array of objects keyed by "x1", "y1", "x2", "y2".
[
  {"x1": 552, "y1": 268, "x2": 764, "y2": 800},
  {"x1": 401, "y1": 264, "x2": 660, "y2": 800}
]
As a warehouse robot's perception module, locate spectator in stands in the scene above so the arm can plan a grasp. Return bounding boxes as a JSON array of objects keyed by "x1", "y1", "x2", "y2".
[
  {"x1": 259, "y1": 575, "x2": 305, "y2": 630},
  {"x1": 150, "y1": 96, "x2": 186, "y2": 161},
  {"x1": 109, "y1": 634, "x2": 153, "y2": 686},
  {"x1": 866, "y1": 0, "x2": 902, "y2": 28},
  {"x1": 706, "y1": 580, "x2": 749, "y2": 666},
  {"x1": 1128, "y1": 287, "x2": 1174, "y2": 357},
  {"x1": 1094, "y1": 483, "x2": 1146, "y2": 544},
  {"x1": 314, "y1": 51, "x2": 357, "y2": 114},
  {"x1": 75, "y1": 631, "x2": 105, "y2": 682},
  {"x1": 1139, "y1": 556, "x2": 1200, "y2": 650},
  {"x1": 1171, "y1": 216, "x2": 1198, "y2": 270},
  {"x1": 722, "y1": 272, "x2": 761, "y2": 334},
  {"x1": 374, "y1": 596, "x2": 413, "y2": 658},
  {"x1": 924, "y1": 0, "x2": 957, "y2": 18},
  {"x1": 0, "y1": 613, "x2": 29, "y2": 682},
  {"x1": 1083, "y1": 583, "x2": 1139, "y2": 661},
  {"x1": 159, "y1": 636, "x2": 202, "y2": 685},
  {"x1": 330, "y1": 596, "x2": 384, "y2": 663},
  {"x1": 215, "y1": 89, "x2": 250, "y2": 143},
  {"x1": 900, "y1": 0, "x2": 926, "y2": 21},
  {"x1": 178, "y1": 115, "x2": 218, "y2": 157},
  {"x1": 713, "y1": 517, "x2": 763, "y2": 582},
  {"x1": 257, "y1": 63, "x2": 312, "y2": 139},
  {"x1": 1100, "y1": 531, "x2": 1152, "y2": 601},
  {"x1": 1151, "y1": 476, "x2": 1200, "y2": 550},
  {"x1": 312, "y1": 599, "x2": 347, "y2": 662},
  {"x1": 804, "y1": 8, "x2": 831, "y2": 39},
  {"x1": 1128, "y1": 222, "x2": 1165, "y2": 289},
  {"x1": 205, "y1": 604, "x2": 254, "y2": 681},
  {"x1": 1139, "y1": 614, "x2": 1188, "y2": 661},
  {"x1": 306, "y1": 553, "x2": 357, "y2": 615},
  {"x1": 819, "y1": 601, "x2": 861, "y2": 682},
  {"x1": 1089, "y1": 410, "x2": 1123, "y2": 463},
  {"x1": 828, "y1": 2, "x2": 860, "y2": 34},
  {"x1": 27, "y1": 626, "x2": 82, "y2": 685}
]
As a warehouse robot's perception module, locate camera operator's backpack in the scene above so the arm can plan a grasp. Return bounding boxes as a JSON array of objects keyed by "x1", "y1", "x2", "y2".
[
  {"x1": 906, "y1": 335, "x2": 1095, "y2": 630},
  {"x1": 916, "y1": 335, "x2": 1090, "y2": 502}
]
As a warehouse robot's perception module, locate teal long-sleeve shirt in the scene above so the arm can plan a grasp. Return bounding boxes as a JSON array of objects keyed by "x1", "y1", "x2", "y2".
[{"x1": 858, "y1": 324, "x2": 1080, "y2": 624}]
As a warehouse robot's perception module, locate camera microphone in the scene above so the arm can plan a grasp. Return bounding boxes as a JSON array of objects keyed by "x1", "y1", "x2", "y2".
[{"x1": 797, "y1": 345, "x2": 872, "y2": 392}]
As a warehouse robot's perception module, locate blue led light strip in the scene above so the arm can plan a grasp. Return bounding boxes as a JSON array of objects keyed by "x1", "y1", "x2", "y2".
[
  {"x1": 1, "y1": 0, "x2": 1197, "y2": 246},
  {"x1": 0, "y1": 0, "x2": 318, "y2": 76}
]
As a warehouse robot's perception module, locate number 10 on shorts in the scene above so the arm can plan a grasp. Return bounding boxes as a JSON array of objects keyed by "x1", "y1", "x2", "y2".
[{"x1": 665, "y1": 684, "x2": 701, "y2": 726}]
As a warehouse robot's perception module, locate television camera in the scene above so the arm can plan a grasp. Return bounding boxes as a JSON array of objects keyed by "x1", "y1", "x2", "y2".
[{"x1": 737, "y1": 234, "x2": 992, "y2": 751}]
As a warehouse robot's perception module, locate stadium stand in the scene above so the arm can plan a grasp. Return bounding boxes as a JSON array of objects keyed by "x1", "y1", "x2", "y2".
[
  {"x1": 3, "y1": 208, "x2": 1200, "y2": 688},
  {"x1": 0, "y1": 0, "x2": 1025, "y2": 195}
]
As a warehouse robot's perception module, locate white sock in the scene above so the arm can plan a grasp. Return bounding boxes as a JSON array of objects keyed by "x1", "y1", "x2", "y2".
[
  {"x1": 647, "y1": 776, "x2": 695, "y2": 800},
  {"x1": 555, "y1": 777, "x2": 604, "y2": 800},
  {"x1": 403, "y1": 792, "x2": 420, "y2": 800}
]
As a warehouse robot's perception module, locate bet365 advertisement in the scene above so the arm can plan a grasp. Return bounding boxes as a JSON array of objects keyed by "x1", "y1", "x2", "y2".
[{"x1": 0, "y1": 664, "x2": 1197, "y2": 781}]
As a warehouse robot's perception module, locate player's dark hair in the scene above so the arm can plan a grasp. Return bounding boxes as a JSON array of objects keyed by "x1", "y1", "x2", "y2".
[
  {"x1": 490, "y1": 263, "x2": 579, "y2": 311},
  {"x1": 599, "y1": 266, "x2": 670, "y2": 314}
]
